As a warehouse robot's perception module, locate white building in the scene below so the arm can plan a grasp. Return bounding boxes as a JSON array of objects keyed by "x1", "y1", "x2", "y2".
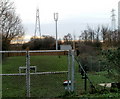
[{"x1": 60, "y1": 45, "x2": 72, "y2": 50}]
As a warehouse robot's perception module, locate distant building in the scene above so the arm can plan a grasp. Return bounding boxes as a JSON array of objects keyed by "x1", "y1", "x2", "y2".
[{"x1": 60, "y1": 45, "x2": 72, "y2": 50}]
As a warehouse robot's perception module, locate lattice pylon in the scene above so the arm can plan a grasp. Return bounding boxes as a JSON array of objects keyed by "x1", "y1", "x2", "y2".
[
  {"x1": 111, "y1": 9, "x2": 116, "y2": 32},
  {"x1": 34, "y1": 8, "x2": 41, "y2": 38}
]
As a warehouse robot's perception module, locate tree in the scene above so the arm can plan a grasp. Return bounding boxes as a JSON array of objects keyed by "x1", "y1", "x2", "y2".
[
  {"x1": 23, "y1": 36, "x2": 55, "y2": 50},
  {"x1": 80, "y1": 26, "x2": 96, "y2": 42},
  {"x1": 63, "y1": 33, "x2": 72, "y2": 45},
  {"x1": 80, "y1": 30, "x2": 88, "y2": 41},
  {"x1": 96, "y1": 26, "x2": 100, "y2": 42},
  {"x1": 87, "y1": 26, "x2": 95, "y2": 42},
  {"x1": 0, "y1": 0, "x2": 24, "y2": 50},
  {"x1": 101, "y1": 26, "x2": 109, "y2": 42},
  {"x1": 102, "y1": 48, "x2": 120, "y2": 81}
]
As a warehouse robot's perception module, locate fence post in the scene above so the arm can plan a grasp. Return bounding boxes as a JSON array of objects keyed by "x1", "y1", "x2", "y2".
[
  {"x1": 71, "y1": 50, "x2": 75, "y2": 92},
  {"x1": 0, "y1": 51, "x2": 2, "y2": 98},
  {"x1": 26, "y1": 49, "x2": 30, "y2": 97},
  {"x1": 67, "y1": 50, "x2": 71, "y2": 91},
  {"x1": 84, "y1": 65, "x2": 87, "y2": 91}
]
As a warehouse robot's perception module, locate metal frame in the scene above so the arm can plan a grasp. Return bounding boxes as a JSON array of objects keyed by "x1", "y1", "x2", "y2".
[
  {"x1": 19, "y1": 66, "x2": 37, "y2": 73},
  {"x1": 67, "y1": 50, "x2": 75, "y2": 92},
  {"x1": 26, "y1": 50, "x2": 30, "y2": 97}
]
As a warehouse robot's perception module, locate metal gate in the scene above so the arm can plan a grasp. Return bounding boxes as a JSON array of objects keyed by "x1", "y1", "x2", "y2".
[{"x1": 1, "y1": 50, "x2": 75, "y2": 98}]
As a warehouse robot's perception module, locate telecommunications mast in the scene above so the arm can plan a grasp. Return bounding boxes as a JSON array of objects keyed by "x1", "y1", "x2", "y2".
[{"x1": 54, "y1": 13, "x2": 58, "y2": 50}]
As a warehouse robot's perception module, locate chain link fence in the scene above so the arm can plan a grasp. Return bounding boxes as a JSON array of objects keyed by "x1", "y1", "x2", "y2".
[
  {"x1": 2, "y1": 51, "x2": 26, "y2": 97},
  {"x1": 74, "y1": 55, "x2": 119, "y2": 96},
  {"x1": 1, "y1": 50, "x2": 75, "y2": 98}
]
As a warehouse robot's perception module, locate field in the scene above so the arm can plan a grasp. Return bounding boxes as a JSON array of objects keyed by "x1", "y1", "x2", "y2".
[
  {"x1": 2, "y1": 55, "x2": 119, "y2": 98},
  {"x1": 2, "y1": 55, "x2": 68, "y2": 97}
]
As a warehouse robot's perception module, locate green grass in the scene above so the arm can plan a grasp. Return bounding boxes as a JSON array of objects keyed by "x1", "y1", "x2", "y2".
[
  {"x1": 2, "y1": 55, "x2": 68, "y2": 97},
  {"x1": 2, "y1": 76, "x2": 26, "y2": 97},
  {"x1": 2, "y1": 56, "x2": 26, "y2": 73},
  {"x1": 30, "y1": 56, "x2": 68, "y2": 72},
  {"x1": 2, "y1": 56, "x2": 68, "y2": 73},
  {"x1": 74, "y1": 70, "x2": 118, "y2": 96},
  {"x1": 2, "y1": 74, "x2": 67, "y2": 97},
  {"x1": 2, "y1": 55, "x2": 118, "y2": 98}
]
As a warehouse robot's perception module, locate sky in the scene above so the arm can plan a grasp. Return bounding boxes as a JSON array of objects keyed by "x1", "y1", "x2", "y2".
[{"x1": 11, "y1": 0, "x2": 120, "y2": 41}]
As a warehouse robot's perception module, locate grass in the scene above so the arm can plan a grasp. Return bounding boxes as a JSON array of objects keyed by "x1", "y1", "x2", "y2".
[
  {"x1": 74, "y1": 70, "x2": 119, "y2": 97},
  {"x1": 2, "y1": 55, "x2": 68, "y2": 73},
  {"x1": 2, "y1": 74, "x2": 67, "y2": 97},
  {"x1": 2, "y1": 56, "x2": 26, "y2": 73},
  {"x1": 2, "y1": 55, "x2": 68, "y2": 97},
  {"x1": 2, "y1": 55, "x2": 119, "y2": 98},
  {"x1": 30, "y1": 55, "x2": 68, "y2": 72},
  {"x1": 2, "y1": 76, "x2": 26, "y2": 97}
]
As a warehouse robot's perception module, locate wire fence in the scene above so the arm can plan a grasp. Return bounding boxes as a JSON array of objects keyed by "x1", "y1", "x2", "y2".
[
  {"x1": 1, "y1": 50, "x2": 75, "y2": 98},
  {"x1": 74, "y1": 56, "x2": 119, "y2": 96}
]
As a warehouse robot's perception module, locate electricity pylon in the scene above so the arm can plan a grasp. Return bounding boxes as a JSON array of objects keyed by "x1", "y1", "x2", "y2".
[
  {"x1": 111, "y1": 9, "x2": 116, "y2": 32},
  {"x1": 34, "y1": 8, "x2": 41, "y2": 38}
]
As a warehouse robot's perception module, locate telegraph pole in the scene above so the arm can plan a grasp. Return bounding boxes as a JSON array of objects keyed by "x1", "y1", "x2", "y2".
[{"x1": 54, "y1": 13, "x2": 58, "y2": 50}]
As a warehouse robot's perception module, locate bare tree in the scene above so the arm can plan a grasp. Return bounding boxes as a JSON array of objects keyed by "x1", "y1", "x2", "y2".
[
  {"x1": 101, "y1": 26, "x2": 109, "y2": 42},
  {"x1": 0, "y1": 0, "x2": 13, "y2": 17},
  {"x1": 87, "y1": 26, "x2": 94, "y2": 42},
  {"x1": 63, "y1": 33, "x2": 72, "y2": 45},
  {"x1": 80, "y1": 26, "x2": 96, "y2": 42},
  {"x1": 80, "y1": 30, "x2": 88, "y2": 41},
  {"x1": 96, "y1": 26, "x2": 100, "y2": 42},
  {"x1": 0, "y1": 0, "x2": 24, "y2": 50}
]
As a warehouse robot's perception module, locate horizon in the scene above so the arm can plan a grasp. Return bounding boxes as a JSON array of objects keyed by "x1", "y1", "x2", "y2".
[{"x1": 11, "y1": 0, "x2": 120, "y2": 41}]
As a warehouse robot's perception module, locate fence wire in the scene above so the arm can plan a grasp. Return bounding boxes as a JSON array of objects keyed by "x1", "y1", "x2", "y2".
[
  {"x1": 2, "y1": 52, "x2": 26, "y2": 97},
  {"x1": 1, "y1": 50, "x2": 75, "y2": 98},
  {"x1": 30, "y1": 54, "x2": 68, "y2": 97}
]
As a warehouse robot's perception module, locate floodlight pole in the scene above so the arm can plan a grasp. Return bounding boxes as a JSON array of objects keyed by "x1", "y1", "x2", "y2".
[{"x1": 54, "y1": 13, "x2": 58, "y2": 50}]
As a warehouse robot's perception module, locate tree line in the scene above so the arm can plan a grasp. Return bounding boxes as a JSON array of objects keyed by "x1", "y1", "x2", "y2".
[
  {"x1": 0, "y1": 0, "x2": 24, "y2": 50},
  {"x1": 1, "y1": 0, "x2": 120, "y2": 82},
  {"x1": 80, "y1": 25, "x2": 120, "y2": 48},
  {"x1": 1, "y1": 0, "x2": 120, "y2": 51}
]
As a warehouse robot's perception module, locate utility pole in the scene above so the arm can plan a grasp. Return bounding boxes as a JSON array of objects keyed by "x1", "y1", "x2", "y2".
[
  {"x1": 54, "y1": 13, "x2": 58, "y2": 50},
  {"x1": 34, "y1": 8, "x2": 41, "y2": 38}
]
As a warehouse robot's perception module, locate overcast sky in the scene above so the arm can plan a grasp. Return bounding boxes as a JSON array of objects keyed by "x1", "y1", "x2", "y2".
[{"x1": 11, "y1": 0, "x2": 120, "y2": 41}]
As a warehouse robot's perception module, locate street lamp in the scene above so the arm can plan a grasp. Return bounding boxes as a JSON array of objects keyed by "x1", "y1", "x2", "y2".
[{"x1": 54, "y1": 13, "x2": 58, "y2": 50}]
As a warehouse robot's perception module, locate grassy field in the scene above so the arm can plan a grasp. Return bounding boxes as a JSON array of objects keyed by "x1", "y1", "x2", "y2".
[
  {"x1": 2, "y1": 55, "x2": 68, "y2": 97},
  {"x1": 2, "y1": 55, "x2": 119, "y2": 98},
  {"x1": 2, "y1": 55, "x2": 68, "y2": 73}
]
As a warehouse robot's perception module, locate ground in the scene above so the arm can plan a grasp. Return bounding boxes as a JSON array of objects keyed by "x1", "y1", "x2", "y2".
[{"x1": 2, "y1": 55, "x2": 120, "y2": 98}]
